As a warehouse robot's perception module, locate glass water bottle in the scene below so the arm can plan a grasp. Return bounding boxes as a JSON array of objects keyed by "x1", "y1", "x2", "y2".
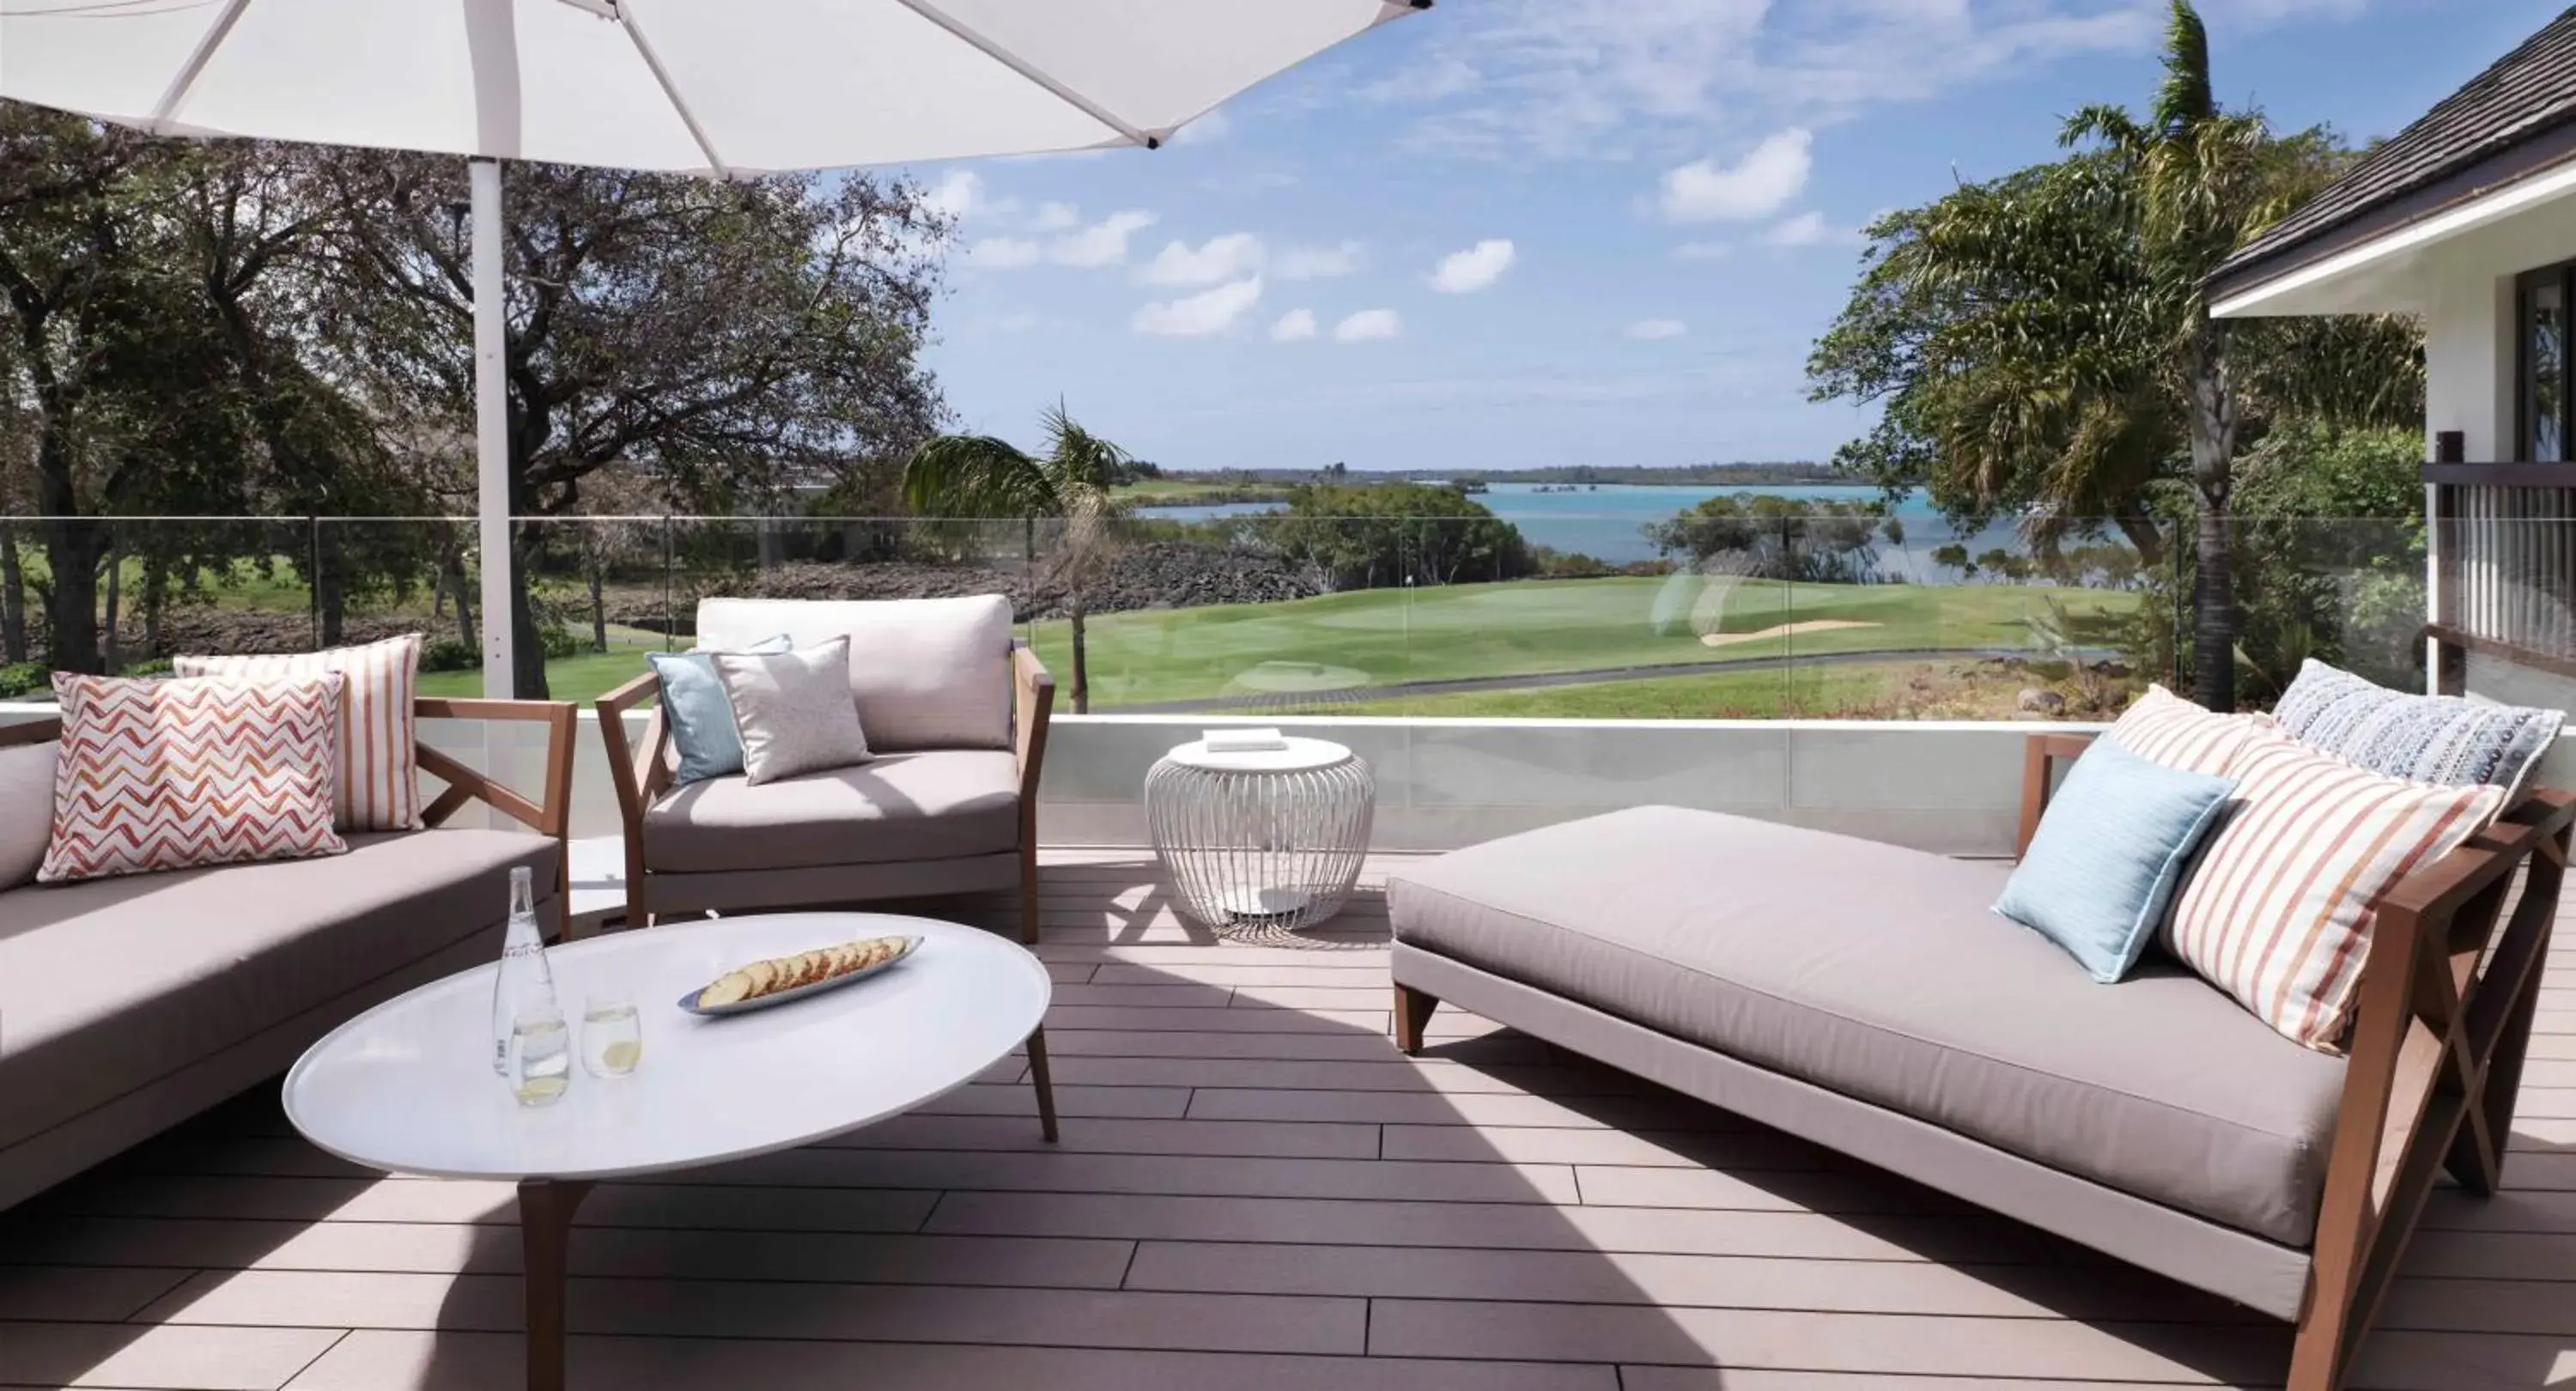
[{"x1": 489, "y1": 866, "x2": 560, "y2": 1074}]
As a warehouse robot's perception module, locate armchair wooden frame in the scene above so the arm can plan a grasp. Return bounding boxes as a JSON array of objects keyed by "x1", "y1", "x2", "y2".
[
  {"x1": 2023, "y1": 733, "x2": 2573, "y2": 1391},
  {"x1": 595, "y1": 641, "x2": 1056, "y2": 942},
  {"x1": 0, "y1": 696, "x2": 581, "y2": 934}
]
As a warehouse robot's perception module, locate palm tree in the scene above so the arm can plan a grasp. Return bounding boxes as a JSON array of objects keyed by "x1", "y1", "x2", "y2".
[
  {"x1": 1814, "y1": 0, "x2": 2415, "y2": 711},
  {"x1": 903, "y1": 403, "x2": 1129, "y2": 713},
  {"x1": 2058, "y1": 0, "x2": 2304, "y2": 712}
]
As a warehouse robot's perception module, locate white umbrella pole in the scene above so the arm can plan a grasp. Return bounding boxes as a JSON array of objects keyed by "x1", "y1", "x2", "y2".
[{"x1": 470, "y1": 157, "x2": 515, "y2": 699}]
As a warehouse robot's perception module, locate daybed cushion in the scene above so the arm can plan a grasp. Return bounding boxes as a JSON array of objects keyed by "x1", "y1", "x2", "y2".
[
  {"x1": 642, "y1": 750, "x2": 1019, "y2": 874},
  {"x1": 1388, "y1": 806, "x2": 2348, "y2": 1248},
  {"x1": 0, "y1": 828, "x2": 559, "y2": 1155},
  {"x1": 695, "y1": 594, "x2": 1014, "y2": 753}
]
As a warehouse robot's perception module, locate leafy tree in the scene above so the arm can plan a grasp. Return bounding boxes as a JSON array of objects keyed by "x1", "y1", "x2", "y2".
[
  {"x1": 1808, "y1": 0, "x2": 2421, "y2": 710},
  {"x1": 1269, "y1": 483, "x2": 1532, "y2": 592},
  {"x1": 1643, "y1": 493, "x2": 1886, "y2": 583},
  {"x1": 905, "y1": 404, "x2": 1129, "y2": 714},
  {"x1": 324, "y1": 155, "x2": 950, "y2": 696}
]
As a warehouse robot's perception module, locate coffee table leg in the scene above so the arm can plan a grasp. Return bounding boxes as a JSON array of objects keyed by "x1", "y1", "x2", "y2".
[
  {"x1": 519, "y1": 1178, "x2": 592, "y2": 1391},
  {"x1": 1025, "y1": 1026, "x2": 1060, "y2": 1144}
]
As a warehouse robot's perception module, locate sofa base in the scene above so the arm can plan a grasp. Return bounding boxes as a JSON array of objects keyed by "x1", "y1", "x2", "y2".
[
  {"x1": 0, "y1": 898, "x2": 550, "y2": 1212},
  {"x1": 641, "y1": 852, "x2": 1024, "y2": 921},
  {"x1": 1389, "y1": 939, "x2": 2314, "y2": 1321}
]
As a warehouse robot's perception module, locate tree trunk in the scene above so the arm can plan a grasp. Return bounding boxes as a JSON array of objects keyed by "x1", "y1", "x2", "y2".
[
  {"x1": 0, "y1": 518, "x2": 28, "y2": 665},
  {"x1": 35, "y1": 423, "x2": 104, "y2": 674},
  {"x1": 511, "y1": 524, "x2": 550, "y2": 700},
  {"x1": 1068, "y1": 598, "x2": 1090, "y2": 715},
  {"x1": 588, "y1": 559, "x2": 607, "y2": 653},
  {"x1": 440, "y1": 541, "x2": 475, "y2": 648},
  {"x1": 2186, "y1": 321, "x2": 2240, "y2": 713},
  {"x1": 100, "y1": 547, "x2": 121, "y2": 675},
  {"x1": 141, "y1": 554, "x2": 165, "y2": 660},
  {"x1": 314, "y1": 522, "x2": 347, "y2": 647}
]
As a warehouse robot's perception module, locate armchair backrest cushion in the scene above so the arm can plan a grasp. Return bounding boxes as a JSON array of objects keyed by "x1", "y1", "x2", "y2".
[{"x1": 696, "y1": 594, "x2": 1014, "y2": 752}]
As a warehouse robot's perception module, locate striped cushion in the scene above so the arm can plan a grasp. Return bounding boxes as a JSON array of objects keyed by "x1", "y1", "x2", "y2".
[
  {"x1": 174, "y1": 634, "x2": 422, "y2": 831},
  {"x1": 2163, "y1": 731, "x2": 2505, "y2": 1052},
  {"x1": 40, "y1": 673, "x2": 348, "y2": 883},
  {"x1": 2104, "y1": 684, "x2": 2264, "y2": 776}
]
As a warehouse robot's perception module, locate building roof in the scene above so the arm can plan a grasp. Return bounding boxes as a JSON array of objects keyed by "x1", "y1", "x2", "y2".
[{"x1": 2208, "y1": 6, "x2": 2576, "y2": 302}]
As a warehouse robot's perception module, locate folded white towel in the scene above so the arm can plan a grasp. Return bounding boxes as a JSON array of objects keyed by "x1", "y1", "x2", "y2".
[{"x1": 1204, "y1": 727, "x2": 1289, "y2": 752}]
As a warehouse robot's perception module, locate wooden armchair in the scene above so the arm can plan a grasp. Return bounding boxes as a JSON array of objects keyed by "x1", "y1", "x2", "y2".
[
  {"x1": 598, "y1": 614, "x2": 1054, "y2": 942},
  {"x1": 2023, "y1": 732, "x2": 2573, "y2": 1391}
]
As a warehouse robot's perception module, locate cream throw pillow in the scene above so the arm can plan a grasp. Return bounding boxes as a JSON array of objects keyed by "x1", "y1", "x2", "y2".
[{"x1": 713, "y1": 636, "x2": 874, "y2": 786}]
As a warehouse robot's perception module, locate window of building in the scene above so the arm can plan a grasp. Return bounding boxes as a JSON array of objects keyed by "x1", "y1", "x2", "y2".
[{"x1": 2518, "y1": 262, "x2": 2571, "y2": 462}]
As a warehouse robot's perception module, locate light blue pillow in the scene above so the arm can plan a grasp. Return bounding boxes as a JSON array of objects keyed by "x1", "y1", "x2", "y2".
[
  {"x1": 1996, "y1": 739, "x2": 2238, "y2": 983},
  {"x1": 647, "y1": 635, "x2": 791, "y2": 785}
]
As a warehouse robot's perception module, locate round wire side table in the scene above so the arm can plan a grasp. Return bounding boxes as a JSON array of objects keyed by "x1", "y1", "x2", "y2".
[{"x1": 1146, "y1": 738, "x2": 1376, "y2": 934}]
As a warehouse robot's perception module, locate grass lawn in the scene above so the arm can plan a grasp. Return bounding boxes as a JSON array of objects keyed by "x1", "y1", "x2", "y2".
[
  {"x1": 1027, "y1": 574, "x2": 2141, "y2": 708},
  {"x1": 415, "y1": 624, "x2": 668, "y2": 702},
  {"x1": 1319, "y1": 662, "x2": 1916, "y2": 720}
]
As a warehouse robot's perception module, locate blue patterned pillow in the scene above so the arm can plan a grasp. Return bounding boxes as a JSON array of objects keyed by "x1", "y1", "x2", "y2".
[{"x1": 2272, "y1": 660, "x2": 2563, "y2": 799}]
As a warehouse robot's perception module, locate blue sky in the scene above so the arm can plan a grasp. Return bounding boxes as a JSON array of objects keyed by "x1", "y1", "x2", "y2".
[{"x1": 905, "y1": 0, "x2": 2560, "y2": 474}]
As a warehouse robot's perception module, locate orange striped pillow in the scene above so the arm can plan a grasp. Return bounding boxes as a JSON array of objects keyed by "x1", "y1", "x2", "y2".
[
  {"x1": 2104, "y1": 683, "x2": 2264, "y2": 775},
  {"x1": 174, "y1": 634, "x2": 422, "y2": 831},
  {"x1": 2162, "y1": 730, "x2": 2504, "y2": 1052}
]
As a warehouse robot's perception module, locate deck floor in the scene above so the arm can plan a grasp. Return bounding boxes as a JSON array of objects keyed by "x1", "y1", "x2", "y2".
[{"x1": 4, "y1": 848, "x2": 2575, "y2": 1390}]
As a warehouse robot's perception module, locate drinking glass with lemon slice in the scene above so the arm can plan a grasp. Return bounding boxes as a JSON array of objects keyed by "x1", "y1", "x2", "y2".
[{"x1": 581, "y1": 993, "x2": 642, "y2": 1078}]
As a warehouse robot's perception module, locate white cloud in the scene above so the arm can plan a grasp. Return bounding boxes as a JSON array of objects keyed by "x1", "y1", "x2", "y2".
[
  {"x1": 1671, "y1": 240, "x2": 1732, "y2": 261},
  {"x1": 1354, "y1": 0, "x2": 2196, "y2": 162},
  {"x1": 1761, "y1": 210, "x2": 1832, "y2": 246},
  {"x1": 1430, "y1": 239, "x2": 1516, "y2": 294},
  {"x1": 1051, "y1": 210, "x2": 1159, "y2": 267},
  {"x1": 1139, "y1": 234, "x2": 1364, "y2": 286},
  {"x1": 1029, "y1": 201, "x2": 1080, "y2": 232},
  {"x1": 1172, "y1": 107, "x2": 1232, "y2": 144},
  {"x1": 923, "y1": 169, "x2": 994, "y2": 222},
  {"x1": 1624, "y1": 318, "x2": 1687, "y2": 340},
  {"x1": 1334, "y1": 308, "x2": 1403, "y2": 343},
  {"x1": 1140, "y1": 232, "x2": 1267, "y2": 287},
  {"x1": 1133, "y1": 276, "x2": 1264, "y2": 337},
  {"x1": 1272, "y1": 308, "x2": 1319, "y2": 342},
  {"x1": 968, "y1": 236, "x2": 1042, "y2": 268},
  {"x1": 1273, "y1": 240, "x2": 1365, "y2": 280},
  {"x1": 1659, "y1": 128, "x2": 1811, "y2": 223}
]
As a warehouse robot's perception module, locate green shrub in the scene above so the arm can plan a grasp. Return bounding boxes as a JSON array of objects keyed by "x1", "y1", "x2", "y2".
[
  {"x1": 539, "y1": 625, "x2": 581, "y2": 660},
  {"x1": 0, "y1": 663, "x2": 44, "y2": 699},
  {"x1": 421, "y1": 638, "x2": 477, "y2": 673}
]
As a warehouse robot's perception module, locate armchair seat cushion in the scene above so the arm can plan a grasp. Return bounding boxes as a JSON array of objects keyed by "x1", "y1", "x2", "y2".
[{"x1": 642, "y1": 750, "x2": 1020, "y2": 874}]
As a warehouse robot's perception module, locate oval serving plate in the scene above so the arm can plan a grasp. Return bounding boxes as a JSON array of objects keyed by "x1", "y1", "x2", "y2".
[{"x1": 678, "y1": 935, "x2": 923, "y2": 1017}]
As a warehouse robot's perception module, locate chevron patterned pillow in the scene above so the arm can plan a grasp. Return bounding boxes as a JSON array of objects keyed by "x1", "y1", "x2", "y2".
[
  {"x1": 39, "y1": 672, "x2": 349, "y2": 884},
  {"x1": 174, "y1": 634, "x2": 422, "y2": 831}
]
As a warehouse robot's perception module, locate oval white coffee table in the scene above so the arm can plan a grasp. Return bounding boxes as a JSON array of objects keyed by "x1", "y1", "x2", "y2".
[{"x1": 282, "y1": 912, "x2": 1054, "y2": 1391}]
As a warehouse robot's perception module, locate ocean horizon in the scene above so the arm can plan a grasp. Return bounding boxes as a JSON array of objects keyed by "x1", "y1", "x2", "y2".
[{"x1": 1139, "y1": 482, "x2": 2035, "y2": 575}]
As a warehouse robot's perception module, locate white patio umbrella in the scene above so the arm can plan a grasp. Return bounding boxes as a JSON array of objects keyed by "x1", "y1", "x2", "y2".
[{"x1": 1, "y1": 0, "x2": 1426, "y2": 695}]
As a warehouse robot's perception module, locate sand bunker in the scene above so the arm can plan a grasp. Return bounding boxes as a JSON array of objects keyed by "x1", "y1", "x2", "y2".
[{"x1": 1700, "y1": 619, "x2": 1882, "y2": 647}]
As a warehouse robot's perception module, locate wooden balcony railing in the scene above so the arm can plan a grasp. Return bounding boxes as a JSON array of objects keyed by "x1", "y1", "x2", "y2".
[{"x1": 2424, "y1": 460, "x2": 2576, "y2": 683}]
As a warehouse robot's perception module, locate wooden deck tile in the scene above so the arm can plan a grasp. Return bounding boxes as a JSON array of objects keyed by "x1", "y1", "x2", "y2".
[{"x1": 2, "y1": 852, "x2": 2569, "y2": 1391}]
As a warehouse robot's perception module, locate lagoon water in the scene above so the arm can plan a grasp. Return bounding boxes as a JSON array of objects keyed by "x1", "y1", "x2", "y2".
[{"x1": 1141, "y1": 482, "x2": 2025, "y2": 575}]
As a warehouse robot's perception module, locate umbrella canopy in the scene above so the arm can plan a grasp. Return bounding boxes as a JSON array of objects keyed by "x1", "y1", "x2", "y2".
[
  {"x1": 1, "y1": 0, "x2": 1426, "y2": 696},
  {"x1": 6, "y1": 0, "x2": 1422, "y2": 172}
]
